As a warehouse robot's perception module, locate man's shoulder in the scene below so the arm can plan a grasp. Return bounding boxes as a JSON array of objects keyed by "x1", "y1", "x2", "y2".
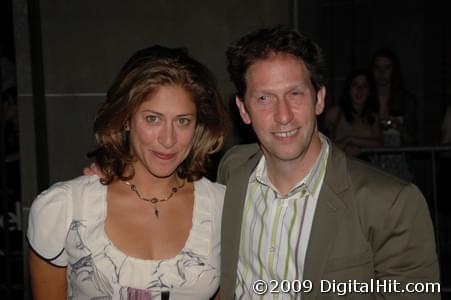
[
  {"x1": 326, "y1": 146, "x2": 414, "y2": 200},
  {"x1": 223, "y1": 143, "x2": 260, "y2": 160},
  {"x1": 346, "y1": 156, "x2": 408, "y2": 187},
  {"x1": 217, "y1": 143, "x2": 260, "y2": 184},
  {"x1": 340, "y1": 154, "x2": 420, "y2": 206},
  {"x1": 326, "y1": 150, "x2": 428, "y2": 225}
]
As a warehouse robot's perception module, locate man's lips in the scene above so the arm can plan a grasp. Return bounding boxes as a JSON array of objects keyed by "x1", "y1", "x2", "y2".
[{"x1": 272, "y1": 128, "x2": 299, "y2": 138}]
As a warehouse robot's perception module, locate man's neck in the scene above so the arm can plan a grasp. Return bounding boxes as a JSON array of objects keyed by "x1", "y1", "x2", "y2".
[{"x1": 264, "y1": 135, "x2": 323, "y2": 196}]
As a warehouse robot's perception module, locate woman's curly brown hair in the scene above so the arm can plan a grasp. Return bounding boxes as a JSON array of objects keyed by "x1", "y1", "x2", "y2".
[{"x1": 89, "y1": 46, "x2": 227, "y2": 184}]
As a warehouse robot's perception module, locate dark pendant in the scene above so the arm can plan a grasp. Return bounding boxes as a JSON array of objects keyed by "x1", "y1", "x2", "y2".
[{"x1": 155, "y1": 208, "x2": 159, "y2": 218}]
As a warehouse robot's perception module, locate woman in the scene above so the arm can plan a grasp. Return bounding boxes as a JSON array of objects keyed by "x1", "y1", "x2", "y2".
[
  {"x1": 371, "y1": 49, "x2": 417, "y2": 180},
  {"x1": 371, "y1": 48, "x2": 418, "y2": 146},
  {"x1": 27, "y1": 46, "x2": 227, "y2": 299},
  {"x1": 325, "y1": 69, "x2": 382, "y2": 158}
]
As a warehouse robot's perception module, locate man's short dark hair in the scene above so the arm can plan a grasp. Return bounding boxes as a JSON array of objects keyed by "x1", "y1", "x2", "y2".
[{"x1": 226, "y1": 25, "x2": 326, "y2": 98}]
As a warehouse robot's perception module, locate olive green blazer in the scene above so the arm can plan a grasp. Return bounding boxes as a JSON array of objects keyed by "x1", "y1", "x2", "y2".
[{"x1": 217, "y1": 143, "x2": 440, "y2": 299}]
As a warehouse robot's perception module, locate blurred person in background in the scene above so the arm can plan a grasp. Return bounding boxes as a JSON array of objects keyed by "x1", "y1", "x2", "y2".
[{"x1": 325, "y1": 69, "x2": 382, "y2": 159}]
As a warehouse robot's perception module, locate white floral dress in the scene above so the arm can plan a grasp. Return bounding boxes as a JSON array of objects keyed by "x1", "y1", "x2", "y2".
[{"x1": 27, "y1": 175, "x2": 225, "y2": 300}]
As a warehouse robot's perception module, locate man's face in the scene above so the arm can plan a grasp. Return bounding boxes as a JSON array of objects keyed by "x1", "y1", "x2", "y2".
[{"x1": 236, "y1": 54, "x2": 325, "y2": 166}]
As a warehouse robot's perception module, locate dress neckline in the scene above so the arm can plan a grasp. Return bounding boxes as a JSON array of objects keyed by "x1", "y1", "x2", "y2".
[{"x1": 98, "y1": 178, "x2": 201, "y2": 265}]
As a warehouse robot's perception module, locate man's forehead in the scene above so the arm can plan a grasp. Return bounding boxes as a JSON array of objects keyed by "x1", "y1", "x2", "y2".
[
  {"x1": 250, "y1": 52, "x2": 305, "y2": 67},
  {"x1": 246, "y1": 53, "x2": 308, "y2": 75},
  {"x1": 244, "y1": 54, "x2": 311, "y2": 87}
]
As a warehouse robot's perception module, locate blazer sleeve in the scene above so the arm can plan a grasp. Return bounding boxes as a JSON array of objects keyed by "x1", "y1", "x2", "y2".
[
  {"x1": 371, "y1": 183, "x2": 440, "y2": 299},
  {"x1": 27, "y1": 182, "x2": 73, "y2": 267}
]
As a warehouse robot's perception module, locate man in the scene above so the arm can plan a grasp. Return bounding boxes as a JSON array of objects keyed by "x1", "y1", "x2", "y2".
[{"x1": 217, "y1": 26, "x2": 439, "y2": 299}]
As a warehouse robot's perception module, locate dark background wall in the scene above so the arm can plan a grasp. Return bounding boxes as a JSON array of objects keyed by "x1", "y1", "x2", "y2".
[
  {"x1": 10, "y1": 0, "x2": 450, "y2": 211},
  {"x1": 8, "y1": 0, "x2": 451, "y2": 212}
]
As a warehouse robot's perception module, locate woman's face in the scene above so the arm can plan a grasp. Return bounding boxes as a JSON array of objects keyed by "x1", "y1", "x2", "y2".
[
  {"x1": 350, "y1": 75, "x2": 370, "y2": 108},
  {"x1": 373, "y1": 56, "x2": 393, "y2": 87},
  {"x1": 128, "y1": 84, "x2": 197, "y2": 179}
]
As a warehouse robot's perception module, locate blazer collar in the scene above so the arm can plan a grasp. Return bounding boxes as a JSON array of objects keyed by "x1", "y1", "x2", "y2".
[
  {"x1": 323, "y1": 144, "x2": 349, "y2": 196},
  {"x1": 220, "y1": 148, "x2": 261, "y2": 298},
  {"x1": 303, "y1": 145, "x2": 351, "y2": 300}
]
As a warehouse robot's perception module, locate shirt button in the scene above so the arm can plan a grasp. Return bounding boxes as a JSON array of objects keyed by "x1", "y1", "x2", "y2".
[{"x1": 270, "y1": 246, "x2": 276, "y2": 252}]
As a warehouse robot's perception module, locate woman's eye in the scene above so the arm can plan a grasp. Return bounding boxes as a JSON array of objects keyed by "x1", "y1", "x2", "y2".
[
  {"x1": 177, "y1": 118, "x2": 192, "y2": 126},
  {"x1": 145, "y1": 115, "x2": 159, "y2": 123}
]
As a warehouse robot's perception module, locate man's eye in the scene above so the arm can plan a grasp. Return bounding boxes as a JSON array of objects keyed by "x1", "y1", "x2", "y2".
[
  {"x1": 258, "y1": 95, "x2": 270, "y2": 101},
  {"x1": 291, "y1": 88, "x2": 306, "y2": 96}
]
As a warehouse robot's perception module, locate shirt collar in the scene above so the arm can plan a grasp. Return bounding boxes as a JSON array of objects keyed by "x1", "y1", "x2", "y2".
[{"x1": 251, "y1": 133, "x2": 330, "y2": 197}]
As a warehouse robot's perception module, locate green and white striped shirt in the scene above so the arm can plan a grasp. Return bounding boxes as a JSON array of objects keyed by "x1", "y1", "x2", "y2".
[{"x1": 235, "y1": 135, "x2": 330, "y2": 299}]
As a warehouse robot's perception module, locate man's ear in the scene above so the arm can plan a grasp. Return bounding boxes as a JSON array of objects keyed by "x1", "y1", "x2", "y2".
[
  {"x1": 315, "y1": 86, "x2": 326, "y2": 115},
  {"x1": 235, "y1": 96, "x2": 251, "y2": 124}
]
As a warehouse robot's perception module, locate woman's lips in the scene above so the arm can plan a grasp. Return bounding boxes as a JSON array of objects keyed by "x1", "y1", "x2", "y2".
[{"x1": 152, "y1": 151, "x2": 176, "y2": 160}]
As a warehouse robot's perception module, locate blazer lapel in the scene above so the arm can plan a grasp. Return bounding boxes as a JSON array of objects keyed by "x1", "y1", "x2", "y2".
[
  {"x1": 303, "y1": 145, "x2": 349, "y2": 300},
  {"x1": 220, "y1": 150, "x2": 262, "y2": 298}
]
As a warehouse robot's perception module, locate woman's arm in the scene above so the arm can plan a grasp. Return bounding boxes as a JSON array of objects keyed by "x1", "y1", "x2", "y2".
[
  {"x1": 336, "y1": 132, "x2": 383, "y2": 157},
  {"x1": 345, "y1": 136, "x2": 383, "y2": 148},
  {"x1": 337, "y1": 116, "x2": 383, "y2": 149},
  {"x1": 29, "y1": 249, "x2": 67, "y2": 299}
]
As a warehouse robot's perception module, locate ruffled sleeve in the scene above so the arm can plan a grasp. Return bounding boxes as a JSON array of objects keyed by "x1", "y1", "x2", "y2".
[{"x1": 27, "y1": 181, "x2": 73, "y2": 267}]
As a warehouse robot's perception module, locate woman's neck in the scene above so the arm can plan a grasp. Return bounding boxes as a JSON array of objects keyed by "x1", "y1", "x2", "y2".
[
  {"x1": 377, "y1": 85, "x2": 391, "y2": 98},
  {"x1": 352, "y1": 103, "x2": 363, "y2": 115},
  {"x1": 126, "y1": 164, "x2": 181, "y2": 197}
]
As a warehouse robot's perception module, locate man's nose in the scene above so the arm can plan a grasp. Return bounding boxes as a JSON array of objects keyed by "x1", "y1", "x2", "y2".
[{"x1": 274, "y1": 98, "x2": 294, "y2": 125}]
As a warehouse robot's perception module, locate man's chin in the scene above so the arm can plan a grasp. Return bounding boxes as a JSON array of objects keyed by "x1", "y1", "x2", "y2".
[{"x1": 268, "y1": 150, "x2": 305, "y2": 163}]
